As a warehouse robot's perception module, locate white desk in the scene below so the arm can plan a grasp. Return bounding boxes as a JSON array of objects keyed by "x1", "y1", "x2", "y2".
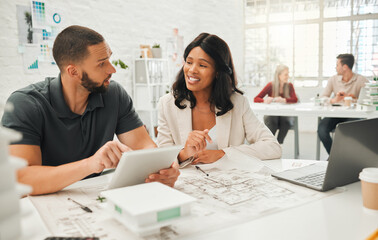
[
  {"x1": 194, "y1": 181, "x2": 378, "y2": 240},
  {"x1": 250, "y1": 102, "x2": 378, "y2": 159},
  {"x1": 20, "y1": 153, "x2": 378, "y2": 240},
  {"x1": 21, "y1": 184, "x2": 378, "y2": 240},
  {"x1": 21, "y1": 183, "x2": 378, "y2": 240},
  {"x1": 250, "y1": 102, "x2": 378, "y2": 118}
]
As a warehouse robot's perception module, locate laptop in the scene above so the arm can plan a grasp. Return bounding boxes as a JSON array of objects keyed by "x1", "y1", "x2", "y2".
[
  {"x1": 272, "y1": 118, "x2": 378, "y2": 191},
  {"x1": 107, "y1": 146, "x2": 182, "y2": 189}
]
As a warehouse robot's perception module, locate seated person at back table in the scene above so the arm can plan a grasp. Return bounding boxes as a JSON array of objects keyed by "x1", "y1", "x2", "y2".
[
  {"x1": 318, "y1": 53, "x2": 368, "y2": 155},
  {"x1": 157, "y1": 33, "x2": 281, "y2": 165},
  {"x1": 1, "y1": 25, "x2": 179, "y2": 195},
  {"x1": 254, "y1": 65, "x2": 298, "y2": 144}
]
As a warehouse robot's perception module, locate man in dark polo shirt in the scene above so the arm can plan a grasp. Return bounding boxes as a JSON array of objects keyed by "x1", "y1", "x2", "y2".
[{"x1": 1, "y1": 25, "x2": 179, "y2": 195}]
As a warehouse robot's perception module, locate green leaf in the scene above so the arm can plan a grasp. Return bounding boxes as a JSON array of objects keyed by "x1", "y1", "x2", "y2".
[
  {"x1": 112, "y1": 59, "x2": 128, "y2": 69},
  {"x1": 118, "y1": 59, "x2": 128, "y2": 69}
]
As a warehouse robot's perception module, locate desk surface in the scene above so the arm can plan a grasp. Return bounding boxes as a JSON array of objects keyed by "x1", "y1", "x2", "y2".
[
  {"x1": 251, "y1": 102, "x2": 378, "y2": 160},
  {"x1": 195, "y1": 181, "x2": 378, "y2": 240},
  {"x1": 20, "y1": 156, "x2": 378, "y2": 240},
  {"x1": 250, "y1": 102, "x2": 378, "y2": 119}
]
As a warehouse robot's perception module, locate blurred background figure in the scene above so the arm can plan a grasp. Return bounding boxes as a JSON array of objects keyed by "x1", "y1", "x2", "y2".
[
  {"x1": 254, "y1": 64, "x2": 298, "y2": 144},
  {"x1": 318, "y1": 54, "x2": 367, "y2": 155}
]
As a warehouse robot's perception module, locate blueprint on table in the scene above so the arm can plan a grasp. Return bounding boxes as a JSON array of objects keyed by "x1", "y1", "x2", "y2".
[
  {"x1": 145, "y1": 165, "x2": 339, "y2": 239},
  {"x1": 29, "y1": 154, "x2": 340, "y2": 240}
]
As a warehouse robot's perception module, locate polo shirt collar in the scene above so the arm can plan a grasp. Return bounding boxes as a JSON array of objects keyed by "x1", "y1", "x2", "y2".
[
  {"x1": 86, "y1": 89, "x2": 104, "y2": 112},
  {"x1": 337, "y1": 73, "x2": 357, "y2": 85},
  {"x1": 50, "y1": 74, "x2": 104, "y2": 119}
]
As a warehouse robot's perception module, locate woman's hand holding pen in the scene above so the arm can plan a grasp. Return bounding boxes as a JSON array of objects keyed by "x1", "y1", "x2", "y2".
[
  {"x1": 191, "y1": 149, "x2": 225, "y2": 164},
  {"x1": 178, "y1": 129, "x2": 212, "y2": 162}
]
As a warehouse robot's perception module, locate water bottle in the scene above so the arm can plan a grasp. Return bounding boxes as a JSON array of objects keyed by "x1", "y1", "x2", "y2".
[{"x1": 314, "y1": 93, "x2": 321, "y2": 106}]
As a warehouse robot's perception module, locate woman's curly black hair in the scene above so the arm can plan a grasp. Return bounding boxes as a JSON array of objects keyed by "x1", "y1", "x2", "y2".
[{"x1": 172, "y1": 33, "x2": 243, "y2": 116}]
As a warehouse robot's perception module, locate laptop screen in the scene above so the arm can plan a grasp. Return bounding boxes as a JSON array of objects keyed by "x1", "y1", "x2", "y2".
[{"x1": 323, "y1": 118, "x2": 378, "y2": 190}]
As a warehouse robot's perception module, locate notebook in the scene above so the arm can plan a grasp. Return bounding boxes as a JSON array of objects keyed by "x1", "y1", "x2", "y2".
[{"x1": 272, "y1": 118, "x2": 378, "y2": 191}]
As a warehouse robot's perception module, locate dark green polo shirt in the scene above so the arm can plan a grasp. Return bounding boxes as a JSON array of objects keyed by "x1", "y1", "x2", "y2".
[{"x1": 1, "y1": 75, "x2": 143, "y2": 167}]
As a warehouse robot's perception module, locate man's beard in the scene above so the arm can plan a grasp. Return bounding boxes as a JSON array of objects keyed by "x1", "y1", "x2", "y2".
[{"x1": 81, "y1": 71, "x2": 111, "y2": 94}]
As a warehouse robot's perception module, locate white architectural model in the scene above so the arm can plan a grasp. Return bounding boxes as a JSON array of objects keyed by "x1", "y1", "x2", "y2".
[{"x1": 0, "y1": 104, "x2": 31, "y2": 240}]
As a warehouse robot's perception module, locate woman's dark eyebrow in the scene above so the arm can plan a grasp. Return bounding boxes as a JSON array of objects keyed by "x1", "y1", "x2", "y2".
[
  {"x1": 199, "y1": 58, "x2": 212, "y2": 64},
  {"x1": 187, "y1": 56, "x2": 211, "y2": 64}
]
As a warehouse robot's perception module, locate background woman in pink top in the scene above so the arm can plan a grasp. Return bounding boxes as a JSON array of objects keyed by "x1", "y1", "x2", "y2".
[{"x1": 254, "y1": 65, "x2": 298, "y2": 144}]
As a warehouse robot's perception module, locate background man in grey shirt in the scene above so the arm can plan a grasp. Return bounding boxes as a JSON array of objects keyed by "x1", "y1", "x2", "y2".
[
  {"x1": 318, "y1": 54, "x2": 368, "y2": 155},
  {"x1": 2, "y1": 25, "x2": 179, "y2": 195}
]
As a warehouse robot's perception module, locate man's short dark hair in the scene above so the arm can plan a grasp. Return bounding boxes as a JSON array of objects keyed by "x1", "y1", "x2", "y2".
[
  {"x1": 53, "y1": 25, "x2": 104, "y2": 71},
  {"x1": 337, "y1": 54, "x2": 354, "y2": 70}
]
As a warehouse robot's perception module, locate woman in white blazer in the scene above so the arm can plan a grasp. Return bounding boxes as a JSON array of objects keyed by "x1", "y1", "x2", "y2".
[{"x1": 157, "y1": 33, "x2": 281, "y2": 166}]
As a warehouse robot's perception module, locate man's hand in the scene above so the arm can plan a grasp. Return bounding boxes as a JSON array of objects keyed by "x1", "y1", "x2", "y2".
[
  {"x1": 87, "y1": 141, "x2": 132, "y2": 173},
  {"x1": 347, "y1": 93, "x2": 356, "y2": 99},
  {"x1": 178, "y1": 130, "x2": 212, "y2": 162},
  {"x1": 264, "y1": 97, "x2": 274, "y2": 104},
  {"x1": 332, "y1": 91, "x2": 346, "y2": 103},
  {"x1": 145, "y1": 161, "x2": 180, "y2": 187},
  {"x1": 191, "y1": 150, "x2": 225, "y2": 165}
]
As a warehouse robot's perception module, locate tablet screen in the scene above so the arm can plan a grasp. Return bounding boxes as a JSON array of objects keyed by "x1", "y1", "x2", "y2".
[{"x1": 108, "y1": 146, "x2": 182, "y2": 189}]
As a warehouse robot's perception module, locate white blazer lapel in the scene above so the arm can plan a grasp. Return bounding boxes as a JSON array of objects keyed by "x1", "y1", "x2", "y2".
[
  {"x1": 216, "y1": 110, "x2": 232, "y2": 149},
  {"x1": 177, "y1": 100, "x2": 192, "y2": 144}
]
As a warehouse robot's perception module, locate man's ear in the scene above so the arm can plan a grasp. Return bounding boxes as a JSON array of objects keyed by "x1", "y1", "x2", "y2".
[{"x1": 66, "y1": 64, "x2": 81, "y2": 79}]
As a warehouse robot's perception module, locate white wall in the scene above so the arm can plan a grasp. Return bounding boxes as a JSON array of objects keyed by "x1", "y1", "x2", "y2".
[
  {"x1": 0, "y1": 0, "x2": 244, "y2": 108},
  {"x1": 0, "y1": 0, "x2": 323, "y2": 132}
]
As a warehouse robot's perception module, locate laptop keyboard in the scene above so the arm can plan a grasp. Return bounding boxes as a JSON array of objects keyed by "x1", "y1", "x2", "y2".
[{"x1": 295, "y1": 171, "x2": 326, "y2": 188}]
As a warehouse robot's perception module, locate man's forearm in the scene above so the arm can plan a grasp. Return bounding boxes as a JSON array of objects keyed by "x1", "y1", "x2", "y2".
[{"x1": 18, "y1": 158, "x2": 94, "y2": 195}]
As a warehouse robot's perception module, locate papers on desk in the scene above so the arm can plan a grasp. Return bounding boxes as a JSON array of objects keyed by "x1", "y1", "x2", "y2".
[
  {"x1": 153, "y1": 164, "x2": 338, "y2": 239},
  {"x1": 28, "y1": 150, "x2": 341, "y2": 240},
  {"x1": 147, "y1": 151, "x2": 340, "y2": 239},
  {"x1": 281, "y1": 159, "x2": 328, "y2": 171},
  {"x1": 29, "y1": 177, "x2": 138, "y2": 239}
]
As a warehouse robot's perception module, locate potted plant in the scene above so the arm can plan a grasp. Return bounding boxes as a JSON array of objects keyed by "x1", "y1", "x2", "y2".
[
  {"x1": 24, "y1": 11, "x2": 33, "y2": 43},
  {"x1": 112, "y1": 59, "x2": 128, "y2": 70},
  {"x1": 112, "y1": 59, "x2": 131, "y2": 87},
  {"x1": 151, "y1": 43, "x2": 162, "y2": 58}
]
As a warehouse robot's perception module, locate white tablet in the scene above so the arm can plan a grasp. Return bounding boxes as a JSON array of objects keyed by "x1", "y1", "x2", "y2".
[{"x1": 108, "y1": 146, "x2": 182, "y2": 189}]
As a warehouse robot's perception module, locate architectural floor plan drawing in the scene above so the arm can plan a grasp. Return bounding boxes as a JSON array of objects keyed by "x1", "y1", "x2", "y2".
[
  {"x1": 29, "y1": 154, "x2": 340, "y2": 240},
  {"x1": 145, "y1": 165, "x2": 339, "y2": 240},
  {"x1": 177, "y1": 167, "x2": 294, "y2": 206}
]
